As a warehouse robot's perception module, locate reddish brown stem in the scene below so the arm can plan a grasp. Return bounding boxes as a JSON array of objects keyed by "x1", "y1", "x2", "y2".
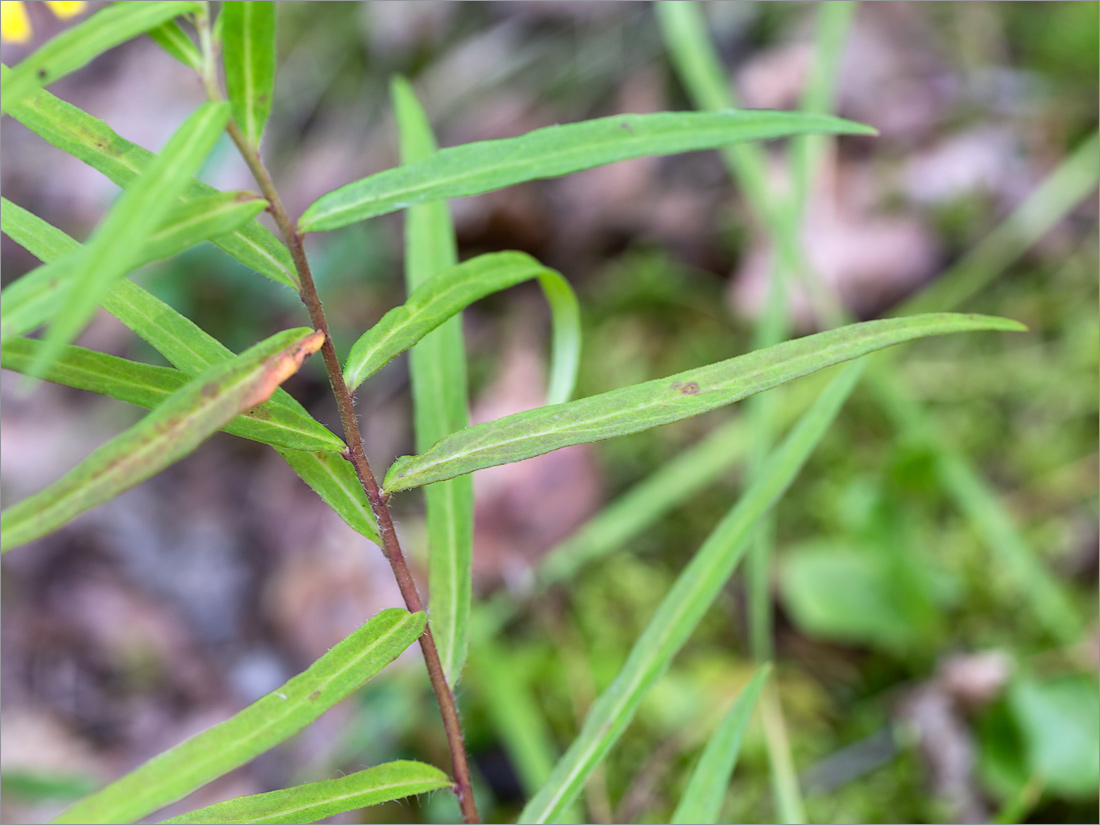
[{"x1": 230, "y1": 125, "x2": 480, "y2": 823}]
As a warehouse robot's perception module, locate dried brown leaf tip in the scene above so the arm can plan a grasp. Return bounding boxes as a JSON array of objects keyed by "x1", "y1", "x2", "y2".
[{"x1": 246, "y1": 330, "x2": 326, "y2": 409}]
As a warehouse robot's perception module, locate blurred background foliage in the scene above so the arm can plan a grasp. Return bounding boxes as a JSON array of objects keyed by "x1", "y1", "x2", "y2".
[{"x1": 1, "y1": 2, "x2": 1096, "y2": 823}]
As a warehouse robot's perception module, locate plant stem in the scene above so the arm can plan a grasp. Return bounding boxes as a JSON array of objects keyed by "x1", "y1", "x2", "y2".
[
  {"x1": 197, "y1": 20, "x2": 479, "y2": 822},
  {"x1": 243, "y1": 132, "x2": 479, "y2": 824}
]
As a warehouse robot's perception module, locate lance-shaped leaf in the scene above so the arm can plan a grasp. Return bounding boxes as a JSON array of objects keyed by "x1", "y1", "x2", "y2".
[
  {"x1": 52, "y1": 609, "x2": 427, "y2": 825},
  {"x1": 147, "y1": 19, "x2": 203, "y2": 71},
  {"x1": 0, "y1": 200, "x2": 320, "y2": 424},
  {"x1": 0, "y1": 328, "x2": 323, "y2": 553},
  {"x1": 222, "y1": 1, "x2": 276, "y2": 148},
  {"x1": 344, "y1": 251, "x2": 580, "y2": 402},
  {"x1": 139, "y1": 191, "x2": 269, "y2": 262},
  {"x1": 1, "y1": 193, "x2": 268, "y2": 343},
  {"x1": 30, "y1": 102, "x2": 231, "y2": 378},
  {"x1": 518, "y1": 363, "x2": 864, "y2": 823},
  {"x1": 1, "y1": 70, "x2": 298, "y2": 291},
  {"x1": 98, "y1": 280, "x2": 317, "y2": 418},
  {"x1": 393, "y1": 75, "x2": 475, "y2": 687},
  {"x1": 385, "y1": 313, "x2": 1025, "y2": 493},
  {"x1": 275, "y1": 447, "x2": 380, "y2": 543},
  {"x1": 1, "y1": 207, "x2": 369, "y2": 542},
  {"x1": 299, "y1": 110, "x2": 876, "y2": 232},
  {"x1": 1, "y1": 338, "x2": 343, "y2": 454},
  {"x1": 0, "y1": 1, "x2": 202, "y2": 115},
  {"x1": 671, "y1": 665, "x2": 771, "y2": 824},
  {"x1": 159, "y1": 760, "x2": 450, "y2": 824}
]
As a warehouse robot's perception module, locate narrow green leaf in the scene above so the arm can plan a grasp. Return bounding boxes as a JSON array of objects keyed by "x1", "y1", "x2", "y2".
[
  {"x1": 299, "y1": 110, "x2": 876, "y2": 232},
  {"x1": 2, "y1": 205, "x2": 364, "y2": 549},
  {"x1": 159, "y1": 760, "x2": 450, "y2": 824},
  {"x1": 344, "y1": 251, "x2": 580, "y2": 400},
  {"x1": 0, "y1": 197, "x2": 80, "y2": 260},
  {"x1": 1, "y1": 72, "x2": 299, "y2": 290},
  {"x1": 1, "y1": 337, "x2": 184, "y2": 410},
  {"x1": 518, "y1": 363, "x2": 865, "y2": 823},
  {"x1": 274, "y1": 447, "x2": 381, "y2": 543},
  {"x1": 385, "y1": 314, "x2": 1025, "y2": 493},
  {"x1": 140, "y1": 191, "x2": 269, "y2": 262},
  {"x1": 0, "y1": 200, "x2": 324, "y2": 429},
  {"x1": 540, "y1": 266, "x2": 582, "y2": 405},
  {"x1": 0, "y1": 328, "x2": 323, "y2": 552},
  {"x1": 1, "y1": 193, "x2": 267, "y2": 344},
  {"x1": 51, "y1": 609, "x2": 427, "y2": 825},
  {"x1": 221, "y1": 1, "x2": 276, "y2": 148},
  {"x1": 671, "y1": 665, "x2": 771, "y2": 824},
  {"x1": 0, "y1": 1, "x2": 202, "y2": 115},
  {"x1": 1, "y1": 337, "x2": 344, "y2": 454},
  {"x1": 393, "y1": 75, "x2": 473, "y2": 687},
  {"x1": 31, "y1": 102, "x2": 231, "y2": 378},
  {"x1": 147, "y1": 19, "x2": 203, "y2": 71}
]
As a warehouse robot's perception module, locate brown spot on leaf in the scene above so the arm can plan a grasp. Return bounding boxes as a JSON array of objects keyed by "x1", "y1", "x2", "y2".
[
  {"x1": 308, "y1": 689, "x2": 322, "y2": 702},
  {"x1": 201, "y1": 382, "x2": 219, "y2": 399},
  {"x1": 680, "y1": 382, "x2": 700, "y2": 395}
]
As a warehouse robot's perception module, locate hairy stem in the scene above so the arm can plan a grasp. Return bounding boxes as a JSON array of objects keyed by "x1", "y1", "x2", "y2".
[{"x1": 198, "y1": 21, "x2": 479, "y2": 822}]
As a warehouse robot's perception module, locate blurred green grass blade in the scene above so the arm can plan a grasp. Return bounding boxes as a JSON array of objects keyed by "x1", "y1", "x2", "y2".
[
  {"x1": 472, "y1": 416, "x2": 751, "y2": 643},
  {"x1": 655, "y1": 3, "x2": 780, "y2": 231},
  {"x1": 900, "y1": 131, "x2": 1100, "y2": 316},
  {"x1": 869, "y1": 370, "x2": 1082, "y2": 644},
  {"x1": 654, "y1": 2, "x2": 732, "y2": 111},
  {"x1": 0, "y1": 328, "x2": 322, "y2": 553},
  {"x1": 671, "y1": 665, "x2": 771, "y2": 824},
  {"x1": 384, "y1": 314, "x2": 1024, "y2": 493},
  {"x1": 221, "y1": 1, "x2": 276, "y2": 148},
  {"x1": 1, "y1": 72, "x2": 299, "y2": 290},
  {"x1": 760, "y1": 683, "x2": 806, "y2": 824},
  {"x1": 743, "y1": 7, "x2": 854, "y2": 812},
  {"x1": 299, "y1": 110, "x2": 875, "y2": 232},
  {"x1": 1, "y1": 193, "x2": 267, "y2": 344},
  {"x1": 518, "y1": 362, "x2": 866, "y2": 824},
  {"x1": 393, "y1": 74, "x2": 473, "y2": 687},
  {"x1": 147, "y1": 19, "x2": 203, "y2": 71},
  {"x1": 0, "y1": 1, "x2": 202, "y2": 115},
  {"x1": 536, "y1": 416, "x2": 749, "y2": 591},
  {"x1": 469, "y1": 642, "x2": 575, "y2": 813},
  {"x1": 158, "y1": 760, "x2": 450, "y2": 824},
  {"x1": 344, "y1": 251, "x2": 581, "y2": 400},
  {"x1": 790, "y1": 1, "x2": 857, "y2": 212},
  {"x1": 274, "y1": 447, "x2": 381, "y2": 543},
  {"x1": 51, "y1": 609, "x2": 426, "y2": 825},
  {"x1": 1, "y1": 337, "x2": 343, "y2": 454},
  {"x1": 656, "y1": 1, "x2": 838, "y2": 321},
  {"x1": 30, "y1": 102, "x2": 231, "y2": 378},
  {"x1": 1, "y1": 199, "x2": 331, "y2": 438}
]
